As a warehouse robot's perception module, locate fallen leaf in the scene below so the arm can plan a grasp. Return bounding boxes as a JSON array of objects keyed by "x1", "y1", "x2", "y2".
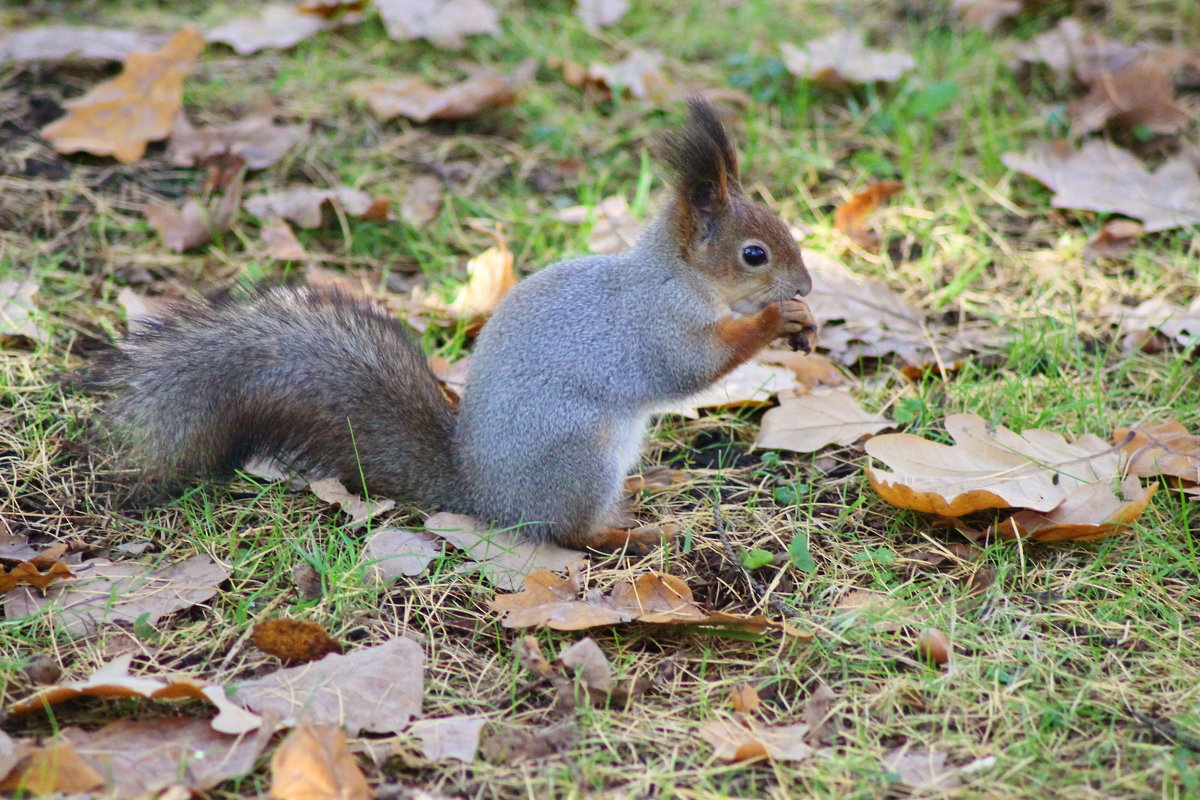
[
  {"x1": 0, "y1": 560, "x2": 74, "y2": 593},
  {"x1": 408, "y1": 716, "x2": 487, "y2": 763},
  {"x1": 401, "y1": 175, "x2": 443, "y2": 226},
  {"x1": 207, "y1": 3, "x2": 363, "y2": 55},
  {"x1": 374, "y1": 0, "x2": 501, "y2": 49},
  {"x1": 553, "y1": 195, "x2": 642, "y2": 254},
  {"x1": 5, "y1": 554, "x2": 231, "y2": 637},
  {"x1": 586, "y1": 49, "x2": 673, "y2": 101},
  {"x1": 41, "y1": 29, "x2": 205, "y2": 163},
  {"x1": 270, "y1": 722, "x2": 372, "y2": 800},
  {"x1": 1002, "y1": 139, "x2": 1200, "y2": 233},
  {"x1": 698, "y1": 719, "x2": 813, "y2": 763},
  {"x1": 1070, "y1": 51, "x2": 1193, "y2": 136},
  {"x1": 756, "y1": 350, "x2": 847, "y2": 390},
  {"x1": 1084, "y1": 219, "x2": 1142, "y2": 262},
  {"x1": 59, "y1": 718, "x2": 271, "y2": 797},
  {"x1": 0, "y1": 740, "x2": 105, "y2": 795},
  {"x1": 997, "y1": 476, "x2": 1156, "y2": 541},
  {"x1": 575, "y1": 0, "x2": 629, "y2": 29},
  {"x1": 244, "y1": 186, "x2": 390, "y2": 229},
  {"x1": 308, "y1": 477, "x2": 396, "y2": 527},
  {"x1": 803, "y1": 680, "x2": 837, "y2": 741},
  {"x1": 833, "y1": 180, "x2": 904, "y2": 248},
  {"x1": 428, "y1": 354, "x2": 471, "y2": 399},
  {"x1": 424, "y1": 512, "x2": 581, "y2": 591},
  {"x1": 169, "y1": 113, "x2": 309, "y2": 170},
  {"x1": 781, "y1": 30, "x2": 914, "y2": 84},
  {"x1": 729, "y1": 684, "x2": 760, "y2": 714},
  {"x1": 1011, "y1": 17, "x2": 1153, "y2": 84},
  {"x1": 233, "y1": 638, "x2": 423, "y2": 734},
  {"x1": 410, "y1": 229, "x2": 516, "y2": 320},
  {"x1": 351, "y1": 66, "x2": 528, "y2": 123},
  {"x1": 261, "y1": 217, "x2": 310, "y2": 260},
  {"x1": 7, "y1": 653, "x2": 262, "y2": 735},
  {"x1": 0, "y1": 278, "x2": 47, "y2": 344},
  {"x1": 881, "y1": 746, "x2": 960, "y2": 790},
  {"x1": 559, "y1": 637, "x2": 614, "y2": 693},
  {"x1": 1108, "y1": 296, "x2": 1200, "y2": 349},
  {"x1": 0, "y1": 27, "x2": 171, "y2": 64},
  {"x1": 661, "y1": 360, "x2": 798, "y2": 419},
  {"x1": 490, "y1": 569, "x2": 789, "y2": 635},
  {"x1": 144, "y1": 170, "x2": 243, "y2": 252},
  {"x1": 0, "y1": 730, "x2": 27, "y2": 784},
  {"x1": 952, "y1": 0, "x2": 1023, "y2": 32},
  {"x1": 117, "y1": 287, "x2": 180, "y2": 324},
  {"x1": 253, "y1": 619, "x2": 342, "y2": 664},
  {"x1": 755, "y1": 388, "x2": 891, "y2": 453},
  {"x1": 361, "y1": 527, "x2": 441, "y2": 583},
  {"x1": 1116, "y1": 420, "x2": 1200, "y2": 483}
]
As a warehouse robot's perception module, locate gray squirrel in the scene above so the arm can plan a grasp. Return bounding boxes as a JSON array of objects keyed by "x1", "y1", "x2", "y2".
[{"x1": 84, "y1": 98, "x2": 815, "y2": 551}]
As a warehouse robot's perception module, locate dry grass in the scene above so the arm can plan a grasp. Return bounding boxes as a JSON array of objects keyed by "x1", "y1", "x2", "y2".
[{"x1": 2, "y1": 1, "x2": 1199, "y2": 798}]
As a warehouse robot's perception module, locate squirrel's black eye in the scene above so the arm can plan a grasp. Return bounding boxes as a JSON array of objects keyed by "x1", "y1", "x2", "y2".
[{"x1": 741, "y1": 244, "x2": 768, "y2": 267}]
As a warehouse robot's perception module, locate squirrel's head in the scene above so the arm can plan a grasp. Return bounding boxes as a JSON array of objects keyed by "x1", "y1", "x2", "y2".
[{"x1": 661, "y1": 98, "x2": 810, "y2": 316}]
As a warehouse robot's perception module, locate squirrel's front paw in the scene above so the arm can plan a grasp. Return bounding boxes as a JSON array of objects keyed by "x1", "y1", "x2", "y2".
[{"x1": 779, "y1": 298, "x2": 818, "y2": 354}]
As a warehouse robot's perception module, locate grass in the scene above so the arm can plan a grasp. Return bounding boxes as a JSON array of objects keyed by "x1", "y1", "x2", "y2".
[{"x1": 2, "y1": 0, "x2": 1199, "y2": 798}]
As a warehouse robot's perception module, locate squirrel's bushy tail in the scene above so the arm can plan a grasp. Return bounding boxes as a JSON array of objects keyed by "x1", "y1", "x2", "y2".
[{"x1": 82, "y1": 286, "x2": 463, "y2": 508}]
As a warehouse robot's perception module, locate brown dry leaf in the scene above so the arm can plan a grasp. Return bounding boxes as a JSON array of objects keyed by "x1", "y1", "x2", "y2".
[
  {"x1": 0, "y1": 278, "x2": 48, "y2": 344},
  {"x1": 1084, "y1": 219, "x2": 1142, "y2": 262},
  {"x1": 756, "y1": 350, "x2": 847, "y2": 390},
  {"x1": 56, "y1": 718, "x2": 272, "y2": 797},
  {"x1": 401, "y1": 175, "x2": 443, "y2": 226},
  {"x1": 244, "y1": 186, "x2": 390, "y2": 229},
  {"x1": 1070, "y1": 51, "x2": 1193, "y2": 136},
  {"x1": 117, "y1": 287, "x2": 180, "y2": 324},
  {"x1": 952, "y1": 0, "x2": 1023, "y2": 32},
  {"x1": 428, "y1": 354, "x2": 471, "y2": 399},
  {"x1": 1002, "y1": 139, "x2": 1200, "y2": 233},
  {"x1": 145, "y1": 170, "x2": 243, "y2": 253},
  {"x1": 41, "y1": 29, "x2": 205, "y2": 163},
  {"x1": 781, "y1": 30, "x2": 914, "y2": 85},
  {"x1": 575, "y1": 0, "x2": 629, "y2": 29},
  {"x1": 660, "y1": 360, "x2": 798, "y2": 419},
  {"x1": 207, "y1": 3, "x2": 363, "y2": 55},
  {"x1": 1116, "y1": 420, "x2": 1200, "y2": 483},
  {"x1": 833, "y1": 180, "x2": 904, "y2": 247},
  {"x1": 881, "y1": 746, "x2": 961, "y2": 790},
  {"x1": 804, "y1": 681, "x2": 837, "y2": 741},
  {"x1": 5, "y1": 554, "x2": 231, "y2": 637},
  {"x1": 559, "y1": 637, "x2": 614, "y2": 693},
  {"x1": 730, "y1": 684, "x2": 761, "y2": 714},
  {"x1": 308, "y1": 477, "x2": 396, "y2": 527},
  {"x1": 698, "y1": 719, "x2": 813, "y2": 763},
  {"x1": 410, "y1": 229, "x2": 516, "y2": 320},
  {"x1": 0, "y1": 27, "x2": 170, "y2": 64},
  {"x1": 169, "y1": 113, "x2": 309, "y2": 170},
  {"x1": 1012, "y1": 18, "x2": 1153, "y2": 84},
  {"x1": 424, "y1": 512, "x2": 582, "y2": 591},
  {"x1": 361, "y1": 527, "x2": 441, "y2": 583},
  {"x1": 261, "y1": 217, "x2": 310, "y2": 260},
  {"x1": 553, "y1": 195, "x2": 643, "y2": 254},
  {"x1": 1108, "y1": 296, "x2": 1200, "y2": 350},
  {"x1": 0, "y1": 730, "x2": 27, "y2": 784},
  {"x1": 0, "y1": 560, "x2": 74, "y2": 593},
  {"x1": 490, "y1": 569, "x2": 789, "y2": 635},
  {"x1": 375, "y1": 0, "x2": 500, "y2": 49},
  {"x1": 253, "y1": 619, "x2": 342, "y2": 664},
  {"x1": 408, "y1": 716, "x2": 487, "y2": 763},
  {"x1": 270, "y1": 722, "x2": 372, "y2": 800},
  {"x1": 866, "y1": 414, "x2": 1154, "y2": 541},
  {"x1": 351, "y1": 65, "x2": 529, "y2": 123},
  {"x1": 587, "y1": 49, "x2": 673, "y2": 102},
  {"x1": 0, "y1": 739, "x2": 105, "y2": 795},
  {"x1": 755, "y1": 388, "x2": 891, "y2": 453},
  {"x1": 232, "y1": 638, "x2": 423, "y2": 734},
  {"x1": 7, "y1": 653, "x2": 262, "y2": 735}
]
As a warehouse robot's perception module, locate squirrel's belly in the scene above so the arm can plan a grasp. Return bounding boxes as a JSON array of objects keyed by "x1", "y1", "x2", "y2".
[{"x1": 613, "y1": 412, "x2": 651, "y2": 476}]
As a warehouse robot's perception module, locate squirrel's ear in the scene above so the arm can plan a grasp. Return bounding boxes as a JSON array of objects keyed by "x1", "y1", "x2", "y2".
[{"x1": 661, "y1": 97, "x2": 742, "y2": 236}]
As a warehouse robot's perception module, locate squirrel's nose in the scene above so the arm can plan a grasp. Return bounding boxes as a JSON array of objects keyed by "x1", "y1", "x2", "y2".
[{"x1": 794, "y1": 269, "x2": 812, "y2": 297}]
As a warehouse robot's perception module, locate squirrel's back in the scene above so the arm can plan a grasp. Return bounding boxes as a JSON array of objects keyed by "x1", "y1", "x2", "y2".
[{"x1": 84, "y1": 286, "x2": 461, "y2": 507}]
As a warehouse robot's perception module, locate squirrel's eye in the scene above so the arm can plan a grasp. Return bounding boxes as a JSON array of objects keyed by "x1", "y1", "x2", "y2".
[{"x1": 741, "y1": 244, "x2": 768, "y2": 267}]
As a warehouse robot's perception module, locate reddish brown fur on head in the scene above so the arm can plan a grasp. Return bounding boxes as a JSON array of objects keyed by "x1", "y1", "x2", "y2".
[{"x1": 661, "y1": 98, "x2": 810, "y2": 314}]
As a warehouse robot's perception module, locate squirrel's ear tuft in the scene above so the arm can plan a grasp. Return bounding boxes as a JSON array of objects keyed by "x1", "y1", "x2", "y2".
[{"x1": 660, "y1": 97, "x2": 741, "y2": 218}]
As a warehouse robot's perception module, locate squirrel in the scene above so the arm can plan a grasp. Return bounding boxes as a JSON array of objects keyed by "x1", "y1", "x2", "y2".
[{"x1": 83, "y1": 98, "x2": 815, "y2": 552}]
